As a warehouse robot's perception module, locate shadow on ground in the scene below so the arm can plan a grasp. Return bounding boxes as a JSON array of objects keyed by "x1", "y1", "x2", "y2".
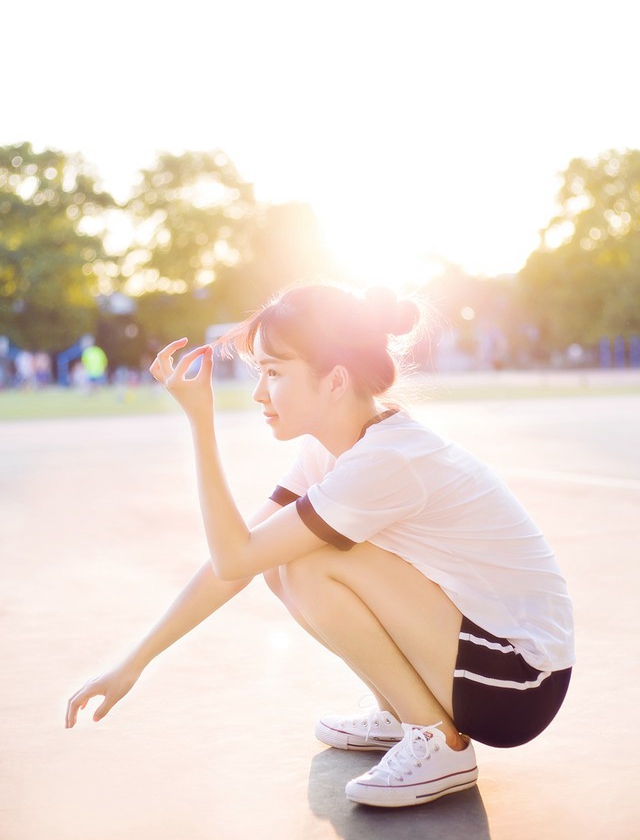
[{"x1": 308, "y1": 748, "x2": 490, "y2": 840}]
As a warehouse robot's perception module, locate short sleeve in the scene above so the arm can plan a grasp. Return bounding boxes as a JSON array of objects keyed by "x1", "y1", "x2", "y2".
[
  {"x1": 270, "y1": 486, "x2": 301, "y2": 506},
  {"x1": 305, "y1": 448, "x2": 425, "y2": 544},
  {"x1": 295, "y1": 494, "x2": 356, "y2": 550},
  {"x1": 269, "y1": 435, "x2": 336, "y2": 505}
]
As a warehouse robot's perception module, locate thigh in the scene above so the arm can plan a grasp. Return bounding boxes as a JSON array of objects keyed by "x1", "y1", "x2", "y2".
[{"x1": 287, "y1": 542, "x2": 463, "y2": 716}]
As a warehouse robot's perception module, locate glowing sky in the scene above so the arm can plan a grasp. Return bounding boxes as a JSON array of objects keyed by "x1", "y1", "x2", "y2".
[{"x1": 4, "y1": 0, "x2": 640, "y2": 286}]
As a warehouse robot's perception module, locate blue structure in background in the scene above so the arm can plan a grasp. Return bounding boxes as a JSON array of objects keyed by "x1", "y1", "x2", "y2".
[
  {"x1": 630, "y1": 336, "x2": 640, "y2": 368},
  {"x1": 613, "y1": 336, "x2": 626, "y2": 368},
  {"x1": 599, "y1": 335, "x2": 640, "y2": 369},
  {"x1": 56, "y1": 335, "x2": 93, "y2": 386},
  {"x1": 0, "y1": 336, "x2": 15, "y2": 387},
  {"x1": 0, "y1": 334, "x2": 99, "y2": 386}
]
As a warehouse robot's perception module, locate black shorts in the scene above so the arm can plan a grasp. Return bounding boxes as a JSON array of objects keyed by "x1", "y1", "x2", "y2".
[{"x1": 452, "y1": 617, "x2": 572, "y2": 748}]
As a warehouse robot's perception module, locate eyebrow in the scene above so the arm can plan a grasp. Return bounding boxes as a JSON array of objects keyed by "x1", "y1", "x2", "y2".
[{"x1": 256, "y1": 355, "x2": 286, "y2": 368}]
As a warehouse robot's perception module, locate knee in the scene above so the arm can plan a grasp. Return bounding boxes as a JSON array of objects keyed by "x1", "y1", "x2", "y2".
[
  {"x1": 280, "y1": 550, "x2": 332, "y2": 598},
  {"x1": 263, "y1": 551, "x2": 333, "y2": 602},
  {"x1": 263, "y1": 566, "x2": 287, "y2": 600}
]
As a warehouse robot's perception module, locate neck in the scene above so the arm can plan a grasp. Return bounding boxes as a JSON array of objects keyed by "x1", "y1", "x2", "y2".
[{"x1": 314, "y1": 397, "x2": 381, "y2": 457}]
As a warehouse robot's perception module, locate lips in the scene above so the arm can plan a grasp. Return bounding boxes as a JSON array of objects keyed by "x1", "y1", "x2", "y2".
[{"x1": 263, "y1": 413, "x2": 277, "y2": 423}]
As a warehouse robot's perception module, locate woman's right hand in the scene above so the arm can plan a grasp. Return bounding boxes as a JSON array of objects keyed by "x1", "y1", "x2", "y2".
[
  {"x1": 65, "y1": 660, "x2": 143, "y2": 729},
  {"x1": 149, "y1": 338, "x2": 215, "y2": 424}
]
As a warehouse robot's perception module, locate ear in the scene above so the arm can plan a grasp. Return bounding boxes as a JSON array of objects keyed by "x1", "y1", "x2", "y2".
[{"x1": 326, "y1": 365, "x2": 350, "y2": 402}]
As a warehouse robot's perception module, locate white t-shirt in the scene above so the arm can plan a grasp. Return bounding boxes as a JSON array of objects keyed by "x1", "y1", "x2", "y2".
[{"x1": 272, "y1": 409, "x2": 575, "y2": 673}]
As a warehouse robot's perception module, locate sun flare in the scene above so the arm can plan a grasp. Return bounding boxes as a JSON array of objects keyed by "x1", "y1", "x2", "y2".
[{"x1": 320, "y1": 211, "x2": 445, "y2": 294}]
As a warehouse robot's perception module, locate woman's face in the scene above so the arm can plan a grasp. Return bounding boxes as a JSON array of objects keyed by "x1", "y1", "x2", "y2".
[{"x1": 251, "y1": 333, "x2": 330, "y2": 440}]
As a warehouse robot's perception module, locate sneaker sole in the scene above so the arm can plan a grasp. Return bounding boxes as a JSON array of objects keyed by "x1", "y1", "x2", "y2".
[
  {"x1": 345, "y1": 770, "x2": 479, "y2": 807},
  {"x1": 315, "y1": 721, "x2": 402, "y2": 752}
]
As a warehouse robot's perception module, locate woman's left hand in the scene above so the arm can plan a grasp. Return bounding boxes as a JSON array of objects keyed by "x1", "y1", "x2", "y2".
[{"x1": 149, "y1": 338, "x2": 215, "y2": 423}]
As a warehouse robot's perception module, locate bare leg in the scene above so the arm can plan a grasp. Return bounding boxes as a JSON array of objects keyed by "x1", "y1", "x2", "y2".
[
  {"x1": 280, "y1": 543, "x2": 466, "y2": 750},
  {"x1": 263, "y1": 568, "x2": 399, "y2": 717}
]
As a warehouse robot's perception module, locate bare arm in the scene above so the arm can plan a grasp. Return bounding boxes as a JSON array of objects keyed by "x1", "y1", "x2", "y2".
[
  {"x1": 115, "y1": 498, "x2": 283, "y2": 668},
  {"x1": 150, "y1": 341, "x2": 325, "y2": 581},
  {"x1": 65, "y1": 499, "x2": 282, "y2": 728},
  {"x1": 123, "y1": 562, "x2": 251, "y2": 669}
]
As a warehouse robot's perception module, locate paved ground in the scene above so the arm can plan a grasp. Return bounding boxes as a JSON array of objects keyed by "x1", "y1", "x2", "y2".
[{"x1": 1, "y1": 391, "x2": 639, "y2": 839}]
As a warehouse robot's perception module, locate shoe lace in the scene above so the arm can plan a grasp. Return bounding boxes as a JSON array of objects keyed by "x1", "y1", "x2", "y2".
[
  {"x1": 373, "y1": 723, "x2": 442, "y2": 782},
  {"x1": 341, "y1": 709, "x2": 396, "y2": 737}
]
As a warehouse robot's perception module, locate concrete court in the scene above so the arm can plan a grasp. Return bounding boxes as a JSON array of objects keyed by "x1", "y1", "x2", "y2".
[{"x1": 1, "y1": 391, "x2": 639, "y2": 840}]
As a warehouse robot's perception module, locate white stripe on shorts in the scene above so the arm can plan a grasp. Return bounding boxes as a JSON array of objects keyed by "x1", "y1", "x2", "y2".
[
  {"x1": 454, "y1": 668, "x2": 552, "y2": 690},
  {"x1": 459, "y1": 631, "x2": 517, "y2": 655}
]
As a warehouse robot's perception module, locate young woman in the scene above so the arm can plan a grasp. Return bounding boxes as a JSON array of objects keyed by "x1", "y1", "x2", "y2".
[{"x1": 66, "y1": 283, "x2": 574, "y2": 809}]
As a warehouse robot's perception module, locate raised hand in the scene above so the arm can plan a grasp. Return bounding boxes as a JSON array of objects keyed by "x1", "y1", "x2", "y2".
[{"x1": 149, "y1": 338, "x2": 215, "y2": 422}]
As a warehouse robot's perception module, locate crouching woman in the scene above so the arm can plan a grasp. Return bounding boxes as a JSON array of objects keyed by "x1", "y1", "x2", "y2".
[{"x1": 66, "y1": 283, "x2": 574, "y2": 809}]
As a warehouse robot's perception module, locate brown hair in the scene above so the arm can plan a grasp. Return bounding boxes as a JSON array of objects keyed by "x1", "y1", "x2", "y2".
[{"x1": 217, "y1": 283, "x2": 422, "y2": 399}]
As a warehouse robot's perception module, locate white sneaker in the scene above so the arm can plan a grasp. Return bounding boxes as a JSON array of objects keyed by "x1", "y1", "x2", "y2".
[
  {"x1": 315, "y1": 710, "x2": 405, "y2": 751},
  {"x1": 345, "y1": 723, "x2": 478, "y2": 807}
]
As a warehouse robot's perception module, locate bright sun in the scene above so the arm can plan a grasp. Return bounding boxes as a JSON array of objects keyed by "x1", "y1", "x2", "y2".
[
  {"x1": 319, "y1": 209, "x2": 445, "y2": 294},
  {"x1": 318, "y1": 187, "x2": 536, "y2": 289}
]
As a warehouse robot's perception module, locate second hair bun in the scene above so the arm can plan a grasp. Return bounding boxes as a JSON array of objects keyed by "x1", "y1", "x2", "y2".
[{"x1": 363, "y1": 287, "x2": 420, "y2": 337}]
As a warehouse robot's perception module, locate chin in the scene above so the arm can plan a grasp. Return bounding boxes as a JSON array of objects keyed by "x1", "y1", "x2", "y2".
[
  {"x1": 272, "y1": 430, "x2": 293, "y2": 441},
  {"x1": 271, "y1": 426, "x2": 303, "y2": 442}
]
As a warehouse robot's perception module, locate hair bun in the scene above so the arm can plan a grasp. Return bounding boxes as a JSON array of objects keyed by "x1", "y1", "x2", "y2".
[{"x1": 363, "y1": 287, "x2": 420, "y2": 337}]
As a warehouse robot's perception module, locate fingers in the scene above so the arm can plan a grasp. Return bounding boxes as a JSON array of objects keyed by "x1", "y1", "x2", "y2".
[
  {"x1": 200, "y1": 345, "x2": 214, "y2": 378},
  {"x1": 149, "y1": 337, "x2": 189, "y2": 383},
  {"x1": 160, "y1": 337, "x2": 189, "y2": 355},
  {"x1": 92, "y1": 697, "x2": 114, "y2": 723},
  {"x1": 66, "y1": 677, "x2": 116, "y2": 728},
  {"x1": 172, "y1": 344, "x2": 213, "y2": 378},
  {"x1": 66, "y1": 682, "x2": 102, "y2": 729}
]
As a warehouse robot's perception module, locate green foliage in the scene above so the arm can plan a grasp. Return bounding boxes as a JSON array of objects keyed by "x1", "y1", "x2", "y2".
[
  {"x1": 0, "y1": 143, "x2": 338, "y2": 365},
  {"x1": 0, "y1": 142, "x2": 115, "y2": 352},
  {"x1": 211, "y1": 201, "x2": 339, "y2": 322},
  {"x1": 134, "y1": 288, "x2": 215, "y2": 351},
  {"x1": 124, "y1": 150, "x2": 256, "y2": 294},
  {"x1": 130, "y1": 200, "x2": 338, "y2": 349},
  {"x1": 519, "y1": 149, "x2": 640, "y2": 351}
]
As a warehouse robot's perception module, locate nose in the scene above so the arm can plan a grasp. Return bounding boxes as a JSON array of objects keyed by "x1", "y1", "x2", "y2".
[{"x1": 252, "y1": 373, "x2": 267, "y2": 404}]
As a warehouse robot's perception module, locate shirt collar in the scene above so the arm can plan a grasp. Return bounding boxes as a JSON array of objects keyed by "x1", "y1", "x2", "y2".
[{"x1": 357, "y1": 408, "x2": 399, "y2": 441}]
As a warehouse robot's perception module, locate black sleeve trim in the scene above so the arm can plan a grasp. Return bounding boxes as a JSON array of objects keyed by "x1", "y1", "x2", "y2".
[
  {"x1": 295, "y1": 494, "x2": 355, "y2": 551},
  {"x1": 269, "y1": 486, "x2": 301, "y2": 507}
]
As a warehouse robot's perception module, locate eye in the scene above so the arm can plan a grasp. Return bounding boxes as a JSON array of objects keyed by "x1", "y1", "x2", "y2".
[{"x1": 266, "y1": 368, "x2": 278, "y2": 378}]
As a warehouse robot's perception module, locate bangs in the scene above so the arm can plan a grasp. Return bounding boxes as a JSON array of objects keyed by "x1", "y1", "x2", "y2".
[
  {"x1": 215, "y1": 298, "x2": 303, "y2": 369},
  {"x1": 257, "y1": 322, "x2": 298, "y2": 361}
]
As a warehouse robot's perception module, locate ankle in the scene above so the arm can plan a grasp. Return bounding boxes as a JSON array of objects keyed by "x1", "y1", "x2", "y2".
[
  {"x1": 446, "y1": 731, "x2": 468, "y2": 751},
  {"x1": 430, "y1": 723, "x2": 467, "y2": 751},
  {"x1": 409, "y1": 721, "x2": 468, "y2": 751}
]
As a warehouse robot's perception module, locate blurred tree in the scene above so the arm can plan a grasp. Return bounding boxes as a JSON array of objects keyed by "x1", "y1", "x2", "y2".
[
  {"x1": 0, "y1": 142, "x2": 114, "y2": 352},
  {"x1": 426, "y1": 261, "x2": 526, "y2": 366},
  {"x1": 94, "y1": 308, "x2": 149, "y2": 372},
  {"x1": 211, "y1": 201, "x2": 339, "y2": 322},
  {"x1": 0, "y1": 143, "x2": 338, "y2": 362},
  {"x1": 124, "y1": 150, "x2": 256, "y2": 296},
  {"x1": 132, "y1": 200, "x2": 338, "y2": 351},
  {"x1": 519, "y1": 148, "x2": 640, "y2": 352},
  {"x1": 134, "y1": 288, "x2": 212, "y2": 353}
]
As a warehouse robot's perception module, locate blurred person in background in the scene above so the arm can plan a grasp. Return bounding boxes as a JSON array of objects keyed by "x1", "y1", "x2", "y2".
[
  {"x1": 81, "y1": 344, "x2": 108, "y2": 390},
  {"x1": 15, "y1": 349, "x2": 35, "y2": 389}
]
